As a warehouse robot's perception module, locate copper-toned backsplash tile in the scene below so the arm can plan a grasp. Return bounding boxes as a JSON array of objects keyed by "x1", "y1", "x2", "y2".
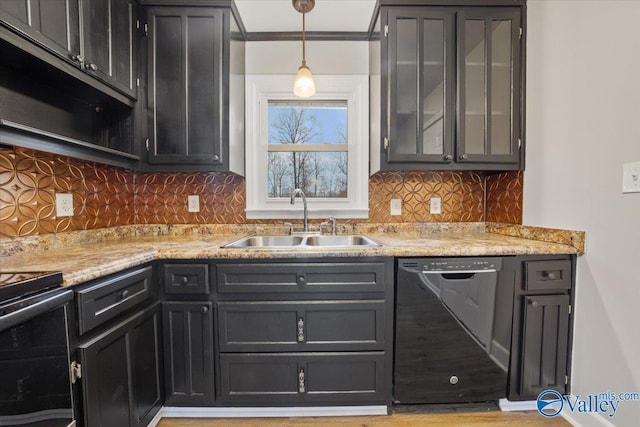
[
  {"x1": 1, "y1": 147, "x2": 523, "y2": 238},
  {"x1": 368, "y1": 171, "x2": 485, "y2": 223},
  {"x1": 485, "y1": 171, "x2": 523, "y2": 224},
  {"x1": 135, "y1": 172, "x2": 246, "y2": 225},
  {"x1": 1, "y1": 148, "x2": 135, "y2": 237}
]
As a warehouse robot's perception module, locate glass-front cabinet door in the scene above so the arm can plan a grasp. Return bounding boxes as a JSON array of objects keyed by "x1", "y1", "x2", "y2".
[
  {"x1": 381, "y1": 5, "x2": 522, "y2": 170},
  {"x1": 457, "y1": 8, "x2": 521, "y2": 164},
  {"x1": 387, "y1": 8, "x2": 455, "y2": 164}
]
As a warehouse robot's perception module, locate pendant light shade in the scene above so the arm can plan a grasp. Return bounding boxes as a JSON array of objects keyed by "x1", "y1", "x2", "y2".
[
  {"x1": 294, "y1": 63, "x2": 315, "y2": 97},
  {"x1": 292, "y1": 0, "x2": 315, "y2": 97}
]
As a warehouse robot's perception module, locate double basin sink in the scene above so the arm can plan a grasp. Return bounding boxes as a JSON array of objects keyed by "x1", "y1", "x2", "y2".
[{"x1": 222, "y1": 234, "x2": 379, "y2": 249}]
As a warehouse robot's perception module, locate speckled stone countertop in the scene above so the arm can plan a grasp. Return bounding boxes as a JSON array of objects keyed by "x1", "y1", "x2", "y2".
[{"x1": 0, "y1": 223, "x2": 584, "y2": 288}]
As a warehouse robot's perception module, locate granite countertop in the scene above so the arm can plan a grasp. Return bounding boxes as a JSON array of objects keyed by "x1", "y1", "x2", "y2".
[{"x1": 0, "y1": 223, "x2": 584, "y2": 288}]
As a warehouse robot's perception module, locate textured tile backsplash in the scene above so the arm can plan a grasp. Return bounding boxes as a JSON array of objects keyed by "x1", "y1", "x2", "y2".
[{"x1": 0, "y1": 148, "x2": 523, "y2": 238}]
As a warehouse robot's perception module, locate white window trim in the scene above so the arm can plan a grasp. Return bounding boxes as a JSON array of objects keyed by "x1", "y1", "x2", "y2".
[{"x1": 245, "y1": 75, "x2": 369, "y2": 220}]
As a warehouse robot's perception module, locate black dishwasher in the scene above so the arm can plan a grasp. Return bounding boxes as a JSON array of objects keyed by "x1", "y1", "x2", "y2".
[{"x1": 394, "y1": 257, "x2": 514, "y2": 404}]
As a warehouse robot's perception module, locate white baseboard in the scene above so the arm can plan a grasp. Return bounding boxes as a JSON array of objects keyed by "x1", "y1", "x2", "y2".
[
  {"x1": 146, "y1": 410, "x2": 163, "y2": 427},
  {"x1": 160, "y1": 406, "x2": 388, "y2": 419},
  {"x1": 498, "y1": 398, "x2": 538, "y2": 412}
]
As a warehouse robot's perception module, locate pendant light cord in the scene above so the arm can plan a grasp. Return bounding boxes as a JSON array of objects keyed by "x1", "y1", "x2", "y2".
[{"x1": 302, "y1": 12, "x2": 307, "y2": 67}]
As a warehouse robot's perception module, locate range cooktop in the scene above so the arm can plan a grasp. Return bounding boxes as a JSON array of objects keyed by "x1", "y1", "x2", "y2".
[{"x1": 0, "y1": 271, "x2": 63, "y2": 302}]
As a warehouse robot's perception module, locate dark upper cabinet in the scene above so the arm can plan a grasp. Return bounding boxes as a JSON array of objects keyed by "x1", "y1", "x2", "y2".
[
  {"x1": 0, "y1": 0, "x2": 80, "y2": 61},
  {"x1": 144, "y1": 4, "x2": 245, "y2": 172},
  {"x1": 372, "y1": 3, "x2": 524, "y2": 171},
  {"x1": 82, "y1": 0, "x2": 137, "y2": 99}
]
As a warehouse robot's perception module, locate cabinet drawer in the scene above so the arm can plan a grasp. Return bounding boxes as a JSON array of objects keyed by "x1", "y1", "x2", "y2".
[
  {"x1": 217, "y1": 262, "x2": 385, "y2": 294},
  {"x1": 163, "y1": 263, "x2": 210, "y2": 294},
  {"x1": 218, "y1": 301, "x2": 386, "y2": 352},
  {"x1": 219, "y1": 352, "x2": 386, "y2": 405},
  {"x1": 524, "y1": 260, "x2": 571, "y2": 291},
  {"x1": 77, "y1": 266, "x2": 153, "y2": 335}
]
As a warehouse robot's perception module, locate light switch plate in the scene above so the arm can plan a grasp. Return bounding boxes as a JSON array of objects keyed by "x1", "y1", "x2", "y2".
[
  {"x1": 55, "y1": 193, "x2": 74, "y2": 217},
  {"x1": 623, "y1": 161, "x2": 640, "y2": 193},
  {"x1": 390, "y1": 199, "x2": 402, "y2": 216},
  {"x1": 188, "y1": 195, "x2": 200, "y2": 212},
  {"x1": 430, "y1": 197, "x2": 442, "y2": 214}
]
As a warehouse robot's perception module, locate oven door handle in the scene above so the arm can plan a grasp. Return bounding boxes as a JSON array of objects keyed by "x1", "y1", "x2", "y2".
[
  {"x1": 422, "y1": 269, "x2": 497, "y2": 275},
  {"x1": 0, "y1": 289, "x2": 73, "y2": 331}
]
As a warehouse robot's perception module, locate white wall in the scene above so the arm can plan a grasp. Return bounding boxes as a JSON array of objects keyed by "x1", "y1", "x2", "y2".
[
  {"x1": 525, "y1": 2, "x2": 640, "y2": 426},
  {"x1": 246, "y1": 41, "x2": 369, "y2": 75}
]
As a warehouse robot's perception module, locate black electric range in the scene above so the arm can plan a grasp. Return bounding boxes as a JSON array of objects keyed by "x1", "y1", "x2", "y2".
[{"x1": 0, "y1": 271, "x2": 63, "y2": 303}]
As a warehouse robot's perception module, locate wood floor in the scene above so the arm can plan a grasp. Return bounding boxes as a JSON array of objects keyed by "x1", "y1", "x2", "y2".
[{"x1": 158, "y1": 411, "x2": 570, "y2": 426}]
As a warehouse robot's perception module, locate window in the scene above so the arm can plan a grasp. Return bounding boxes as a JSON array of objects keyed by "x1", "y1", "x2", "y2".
[{"x1": 246, "y1": 75, "x2": 369, "y2": 219}]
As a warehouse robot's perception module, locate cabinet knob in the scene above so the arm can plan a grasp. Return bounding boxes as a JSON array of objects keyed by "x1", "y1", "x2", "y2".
[
  {"x1": 543, "y1": 271, "x2": 557, "y2": 280},
  {"x1": 121, "y1": 290, "x2": 130, "y2": 299},
  {"x1": 449, "y1": 375, "x2": 459, "y2": 385},
  {"x1": 298, "y1": 276, "x2": 306, "y2": 285},
  {"x1": 213, "y1": 155, "x2": 220, "y2": 161},
  {"x1": 85, "y1": 63, "x2": 98, "y2": 71},
  {"x1": 201, "y1": 306, "x2": 209, "y2": 313},
  {"x1": 71, "y1": 54, "x2": 84, "y2": 63},
  {"x1": 444, "y1": 154, "x2": 453, "y2": 161},
  {"x1": 530, "y1": 300, "x2": 539, "y2": 308},
  {"x1": 459, "y1": 154, "x2": 468, "y2": 160},
  {"x1": 181, "y1": 276, "x2": 189, "y2": 285}
]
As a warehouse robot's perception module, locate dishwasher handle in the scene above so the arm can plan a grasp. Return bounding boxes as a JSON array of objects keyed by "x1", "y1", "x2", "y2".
[{"x1": 422, "y1": 269, "x2": 497, "y2": 275}]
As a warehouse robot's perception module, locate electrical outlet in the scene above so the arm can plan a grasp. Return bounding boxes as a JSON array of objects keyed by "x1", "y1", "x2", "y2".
[
  {"x1": 188, "y1": 195, "x2": 200, "y2": 212},
  {"x1": 430, "y1": 197, "x2": 442, "y2": 214},
  {"x1": 623, "y1": 161, "x2": 640, "y2": 193},
  {"x1": 390, "y1": 199, "x2": 402, "y2": 216},
  {"x1": 55, "y1": 193, "x2": 74, "y2": 217}
]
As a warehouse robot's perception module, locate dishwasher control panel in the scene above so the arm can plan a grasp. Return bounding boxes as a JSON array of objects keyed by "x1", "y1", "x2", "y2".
[{"x1": 399, "y1": 257, "x2": 503, "y2": 273}]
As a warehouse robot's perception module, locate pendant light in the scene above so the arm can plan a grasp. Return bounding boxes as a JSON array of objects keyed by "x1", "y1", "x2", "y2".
[{"x1": 292, "y1": 0, "x2": 315, "y2": 97}]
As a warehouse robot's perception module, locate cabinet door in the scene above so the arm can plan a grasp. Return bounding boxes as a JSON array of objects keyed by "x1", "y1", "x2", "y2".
[
  {"x1": 78, "y1": 303, "x2": 161, "y2": 427},
  {"x1": 0, "y1": 0, "x2": 81, "y2": 62},
  {"x1": 130, "y1": 307, "x2": 163, "y2": 427},
  {"x1": 82, "y1": 0, "x2": 136, "y2": 98},
  {"x1": 386, "y1": 7, "x2": 455, "y2": 164},
  {"x1": 218, "y1": 300, "x2": 386, "y2": 352},
  {"x1": 147, "y1": 7, "x2": 222, "y2": 165},
  {"x1": 520, "y1": 294, "x2": 570, "y2": 398},
  {"x1": 457, "y1": 8, "x2": 521, "y2": 165},
  {"x1": 163, "y1": 301, "x2": 215, "y2": 405},
  {"x1": 219, "y1": 352, "x2": 386, "y2": 405}
]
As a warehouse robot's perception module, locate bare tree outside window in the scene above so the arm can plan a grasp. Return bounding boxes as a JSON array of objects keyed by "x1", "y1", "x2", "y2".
[{"x1": 267, "y1": 102, "x2": 348, "y2": 198}]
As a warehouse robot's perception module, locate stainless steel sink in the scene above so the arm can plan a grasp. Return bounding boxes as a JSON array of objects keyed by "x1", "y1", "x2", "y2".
[
  {"x1": 304, "y1": 235, "x2": 379, "y2": 247},
  {"x1": 222, "y1": 235, "x2": 304, "y2": 248},
  {"x1": 222, "y1": 234, "x2": 378, "y2": 248}
]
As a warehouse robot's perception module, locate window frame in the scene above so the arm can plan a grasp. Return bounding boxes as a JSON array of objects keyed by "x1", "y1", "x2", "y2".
[{"x1": 245, "y1": 75, "x2": 369, "y2": 219}]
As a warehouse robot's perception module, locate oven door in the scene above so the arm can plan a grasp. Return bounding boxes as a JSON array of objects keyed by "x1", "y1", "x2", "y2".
[{"x1": 0, "y1": 289, "x2": 75, "y2": 427}]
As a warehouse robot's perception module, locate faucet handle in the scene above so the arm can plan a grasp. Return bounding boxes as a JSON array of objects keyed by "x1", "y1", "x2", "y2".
[
  {"x1": 329, "y1": 217, "x2": 337, "y2": 235},
  {"x1": 283, "y1": 222, "x2": 294, "y2": 235}
]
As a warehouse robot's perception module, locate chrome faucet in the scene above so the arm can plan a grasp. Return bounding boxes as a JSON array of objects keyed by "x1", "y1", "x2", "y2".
[{"x1": 290, "y1": 189, "x2": 308, "y2": 232}]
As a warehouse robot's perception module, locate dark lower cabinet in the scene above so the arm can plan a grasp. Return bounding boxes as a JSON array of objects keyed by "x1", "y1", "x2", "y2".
[
  {"x1": 520, "y1": 294, "x2": 570, "y2": 397},
  {"x1": 509, "y1": 255, "x2": 574, "y2": 401},
  {"x1": 163, "y1": 301, "x2": 215, "y2": 406},
  {"x1": 78, "y1": 303, "x2": 163, "y2": 427},
  {"x1": 219, "y1": 353, "x2": 386, "y2": 405}
]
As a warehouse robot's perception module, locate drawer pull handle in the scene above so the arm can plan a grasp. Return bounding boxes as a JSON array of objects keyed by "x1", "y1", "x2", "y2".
[
  {"x1": 543, "y1": 271, "x2": 557, "y2": 280},
  {"x1": 121, "y1": 290, "x2": 130, "y2": 299},
  {"x1": 298, "y1": 369, "x2": 306, "y2": 393},
  {"x1": 297, "y1": 318, "x2": 305, "y2": 342},
  {"x1": 201, "y1": 306, "x2": 209, "y2": 313},
  {"x1": 181, "y1": 277, "x2": 189, "y2": 285}
]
